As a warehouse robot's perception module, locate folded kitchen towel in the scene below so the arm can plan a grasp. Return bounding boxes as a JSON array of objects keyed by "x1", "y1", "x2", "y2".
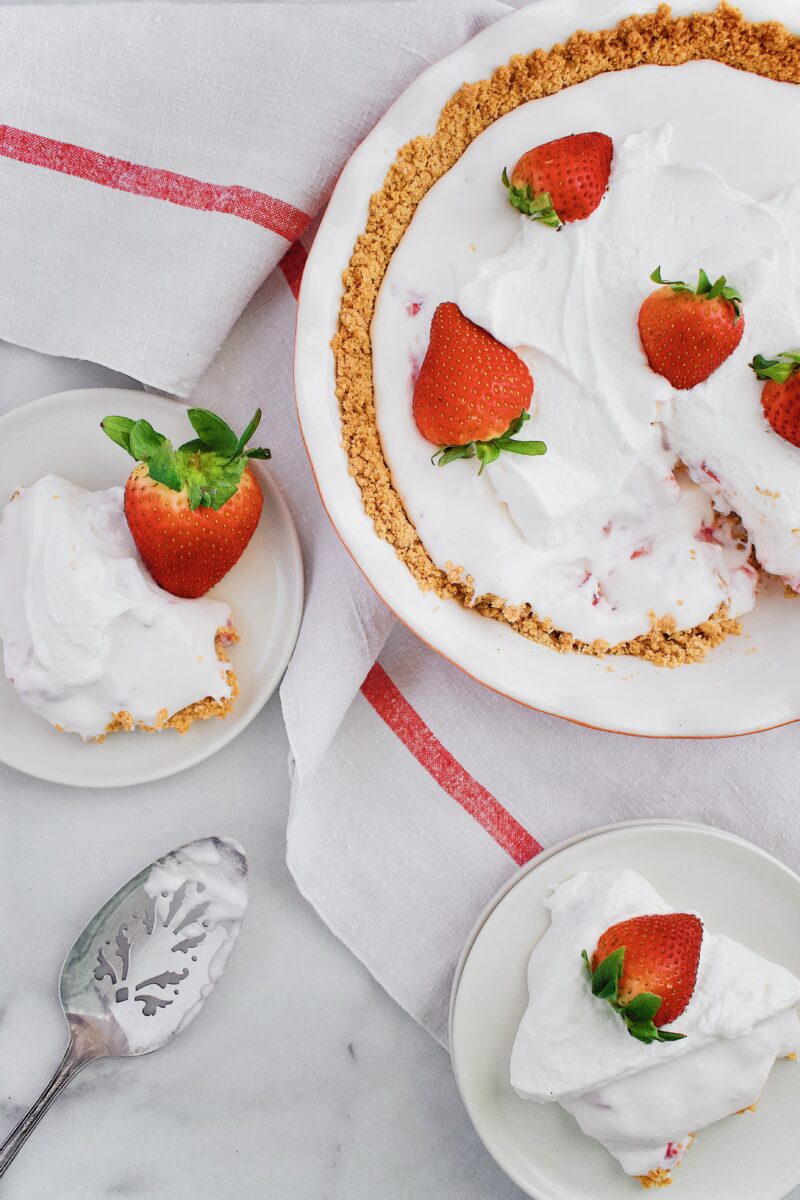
[{"x1": 0, "y1": 0, "x2": 507, "y2": 396}]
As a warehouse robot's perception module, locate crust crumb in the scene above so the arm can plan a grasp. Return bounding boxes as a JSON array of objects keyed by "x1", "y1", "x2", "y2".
[
  {"x1": 638, "y1": 1168, "x2": 673, "y2": 1189},
  {"x1": 609, "y1": 606, "x2": 741, "y2": 667},
  {"x1": 637, "y1": 1133, "x2": 695, "y2": 1188},
  {"x1": 101, "y1": 627, "x2": 238, "y2": 739},
  {"x1": 332, "y1": 4, "x2": 800, "y2": 665}
]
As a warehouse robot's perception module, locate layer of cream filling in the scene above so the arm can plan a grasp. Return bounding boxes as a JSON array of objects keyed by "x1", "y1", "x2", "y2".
[
  {"x1": 511, "y1": 869, "x2": 800, "y2": 1178},
  {"x1": 372, "y1": 72, "x2": 800, "y2": 645},
  {"x1": 0, "y1": 475, "x2": 234, "y2": 739},
  {"x1": 665, "y1": 181, "x2": 800, "y2": 591}
]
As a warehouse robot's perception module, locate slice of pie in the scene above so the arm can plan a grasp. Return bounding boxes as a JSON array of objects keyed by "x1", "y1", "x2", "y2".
[
  {"x1": 511, "y1": 868, "x2": 800, "y2": 1186},
  {"x1": 0, "y1": 475, "x2": 238, "y2": 740}
]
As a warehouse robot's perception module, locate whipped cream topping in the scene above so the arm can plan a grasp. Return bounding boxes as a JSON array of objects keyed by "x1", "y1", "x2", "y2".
[
  {"x1": 0, "y1": 475, "x2": 234, "y2": 739},
  {"x1": 511, "y1": 869, "x2": 800, "y2": 1177},
  {"x1": 665, "y1": 183, "x2": 800, "y2": 590},
  {"x1": 372, "y1": 73, "x2": 800, "y2": 645}
]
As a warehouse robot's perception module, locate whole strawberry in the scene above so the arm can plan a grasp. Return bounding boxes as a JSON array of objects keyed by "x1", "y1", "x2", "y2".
[
  {"x1": 638, "y1": 267, "x2": 744, "y2": 390},
  {"x1": 413, "y1": 301, "x2": 545, "y2": 471},
  {"x1": 750, "y1": 350, "x2": 800, "y2": 447},
  {"x1": 102, "y1": 407, "x2": 270, "y2": 598},
  {"x1": 582, "y1": 912, "x2": 703, "y2": 1044},
  {"x1": 503, "y1": 132, "x2": 613, "y2": 228}
]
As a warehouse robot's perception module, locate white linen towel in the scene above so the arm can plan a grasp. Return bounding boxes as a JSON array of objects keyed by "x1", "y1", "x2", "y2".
[{"x1": 0, "y1": 0, "x2": 506, "y2": 394}]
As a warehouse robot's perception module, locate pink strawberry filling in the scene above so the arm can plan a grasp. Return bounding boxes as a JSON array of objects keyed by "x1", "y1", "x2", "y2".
[
  {"x1": 696, "y1": 522, "x2": 720, "y2": 544},
  {"x1": 700, "y1": 460, "x2": 721, "y2": 483}
]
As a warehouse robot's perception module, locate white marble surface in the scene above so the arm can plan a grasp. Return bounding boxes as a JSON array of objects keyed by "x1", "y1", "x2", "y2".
[{"x1": 1, "y1": 5, "x2": 800, "y2": 1199}]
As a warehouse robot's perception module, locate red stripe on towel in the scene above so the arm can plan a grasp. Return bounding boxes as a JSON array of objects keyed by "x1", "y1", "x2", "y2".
[
  {"x1": 0, "y1": 124, "x2": 310, "y2": 240},
  {"x1": 361, "y1": 663, "x2": 542, "y2": 866},
  {"x1": 279, "y1": 241, "x2": 308, "y2": 299}
]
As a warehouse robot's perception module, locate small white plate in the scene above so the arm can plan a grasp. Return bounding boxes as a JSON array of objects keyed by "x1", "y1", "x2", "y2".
[
  {"x1": 0, "y1": 388, "x2": 303, "y2": 788},
  {"x1": 450, "y1": 821, "x2": 800, "y2": 1200}
]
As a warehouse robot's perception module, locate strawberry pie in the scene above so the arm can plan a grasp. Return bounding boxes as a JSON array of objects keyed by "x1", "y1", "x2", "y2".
[
  {"x1": 334, "y1": 5, "x2": 800, "y2": 665},
  {"x1": 511, "y1": 869, "x2": 800, "y2": 1187}
]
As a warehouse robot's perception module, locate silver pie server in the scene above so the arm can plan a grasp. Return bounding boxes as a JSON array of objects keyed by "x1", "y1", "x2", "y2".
[{"x1": 0, "y1": 835, "x2": 248, "y2": 1178}]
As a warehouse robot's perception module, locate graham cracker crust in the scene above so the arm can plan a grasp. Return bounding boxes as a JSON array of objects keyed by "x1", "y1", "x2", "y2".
[
  {"x1": 98, "y1": 627, "x2": 239, "y2": 741},
  {"x1": 332, "y1": 3, "x2": 800, "y2": 666},
  {"x1": 639, "y1": 1166, "x2": 674, "y2": 1188}
]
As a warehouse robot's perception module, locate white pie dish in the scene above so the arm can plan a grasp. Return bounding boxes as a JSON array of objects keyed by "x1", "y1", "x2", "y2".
[
  {"x1": 0, "y1": 388, "x2": 303, "y2": 787},
  {"x1": 449, "y1": 820, "x2": 800, "y2": 1200},
  {"x1": 294, "y1": 0, "x2": 800, "y2": 736}
]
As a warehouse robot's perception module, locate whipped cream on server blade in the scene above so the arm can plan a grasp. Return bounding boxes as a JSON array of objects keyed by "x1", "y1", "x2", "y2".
[
  {"x1": 0, "y1": 475, "x2": 234, "y2": 740},
  {"x1": 511, "y1": 869, "x2": 800, "y2": 1180},
  {"x1": 372, "y1": 71, "x2": 800, "y2": 646}
]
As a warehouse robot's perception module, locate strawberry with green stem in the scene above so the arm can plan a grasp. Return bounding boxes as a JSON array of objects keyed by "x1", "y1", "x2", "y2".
[
  {"x1": 638, "y1": 267, "x2": 744, "y2": 390},
  {"x1": 412, "y1": 301, "x2": 546, "y2": 472},
  {"x1": 750, "y1": 350, "x2": 800, "y2": 447},
  {"x1": 582, "y1": 912, "x2": 703, "y2": 1045},
  {"x1": 102, "y1": 406, "x2": 270, "y2": 598},
  {"x1": 503, "y1": 132, "x2": 614, "y2": 229}
]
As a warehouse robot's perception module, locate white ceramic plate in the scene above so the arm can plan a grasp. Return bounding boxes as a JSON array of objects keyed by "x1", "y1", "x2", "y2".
[
  {"x1": 0, "y1": 388, "x2": 303, "y2": 788},
  {"x1": 294, "y1": 0, "x2": 800, "y2": 737},
  {"x1": 449, "y1": 821, "x2": 800, "y2": 1200}
]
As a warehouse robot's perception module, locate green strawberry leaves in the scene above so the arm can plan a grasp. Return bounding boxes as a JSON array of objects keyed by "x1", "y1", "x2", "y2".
[
  {"x1": 178, "y1": 446, "x2": 247, "y2": 510},
  {"x1": 187, "y1": 408, "x2": 239, "y2": 457},
  {"x1": 433, "y1": 410, "x2": 547, "y2": 474},
  {"x1": 750, "y1": 350, "x2": 800, "y2": 384},
  {"x1": 101, "y1": 414, "x2": 179, "y2": 487},
  {"x1": 101, "y1": 406, "x2": 271, "y2": 511},
  {"x1": 502, "y1": 168, "x2": 563, "y2": 229},
  {"x1": 650, "y1": 266, "x2": 743, "y2": 322},
  {"x1": 129, "y1": 419, "x2": 167, "y2": 461},
  {"x1": 147, "y1": 439, "x2": 182, "y2": 491},
  {"x1": 581, "y1": 947, "x2": 687, "y2": 1045},
  {"x1": 624, "y1": 992, "x2": 662, "y2": 1023},
  {"x1": 582, "y1": 947, "x2": 623, "y2": 1000},
  {"x1": 101, "y1": 415, "x2": 136, "y2": 454},
  {"x1": 234, "y1": 409, "x2": 264, "y2": 457}
]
